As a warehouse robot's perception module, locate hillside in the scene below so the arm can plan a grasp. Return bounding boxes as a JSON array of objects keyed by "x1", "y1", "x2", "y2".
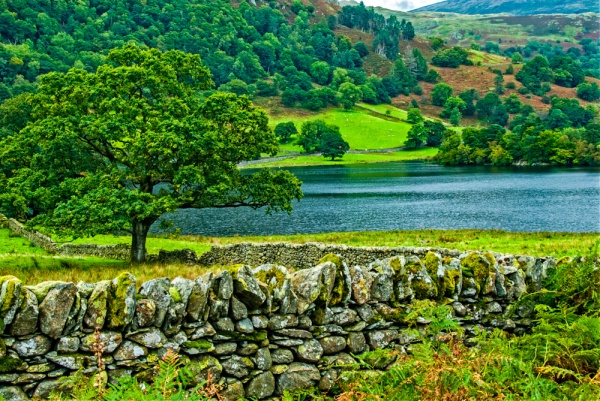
[{"x1": 411, "y1": 0, "x2": 598, "y2": 15}]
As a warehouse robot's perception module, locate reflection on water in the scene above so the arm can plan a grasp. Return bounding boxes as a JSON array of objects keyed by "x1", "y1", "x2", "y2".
[{"x1": 154, "y1": 162, "x2": 600, "y2": 236}]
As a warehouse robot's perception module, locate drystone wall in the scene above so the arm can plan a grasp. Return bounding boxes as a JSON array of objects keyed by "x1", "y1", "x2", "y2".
[{"x1": 0, "y1": 250, "x2": 554, "y2": 401}]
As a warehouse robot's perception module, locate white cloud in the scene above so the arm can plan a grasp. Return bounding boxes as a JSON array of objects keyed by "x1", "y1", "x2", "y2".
[{"x1": 358, "y1": 0, "x2": 445, "y2": 11}]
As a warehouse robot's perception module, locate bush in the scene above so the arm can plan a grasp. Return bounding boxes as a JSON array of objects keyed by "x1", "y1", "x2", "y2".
[
  {"x1": 412, "y1": 85, "x2": 423, "y2": 96},
  {"x1": 577, "y1": 82, "x2": 600, "y2": 102},
  {"x1": 506, "y1": 82, "x2": 516, "y2": 90},
  {"x1": 274, "y1": 121, "x2": 297, "y2": 143},
  {"x1": 431, "y1": 83, "x2": 454, "y2": 107}
]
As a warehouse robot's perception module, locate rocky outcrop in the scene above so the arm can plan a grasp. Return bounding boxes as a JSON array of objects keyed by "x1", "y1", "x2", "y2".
[{"x1": 0, "y1": 251, "x2": 548, "y2": 399}]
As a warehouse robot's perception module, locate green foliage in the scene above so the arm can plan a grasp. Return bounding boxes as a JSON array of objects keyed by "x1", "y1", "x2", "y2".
[
  {"x1": 458, "y1": 89, "x2": 478, "y2": 117},
  {"x1": 337, "y1": 82, "x2": 362, "y2": 111},
  {"x1": 0, "y1": 45, "x2": 302, "y2": 262},
  {"x1": 515, "y1": 55, "x2": 553, "y2": 95},
  {"x1": 424, "y1": 69, "x2": 441, "y2": 84},
  {"x1": 297, "y1": 120, "x2": 343, "y2": 153},
  {"x1": 512, "y1": 52, "x2": 524, "y2": 64},
  {"x1": 319, "y1": 130, "x2": 350, "y2": 161},
  {"x1": 431, "y1": 83, "x2": 454, "y2": 107},
  {"x1": 550, "y1": 56, "x2": 585, "y2": 88},
  {"x1": 431, "y1": 47, "x2": 471, "y2": 68},
  {"x1": 405, "y1": 124, "x2": 428, "y2": 149},
  {"x1": 407, "y1": 108, "x2": 424, "y2": 124},
  {"x1": 354, "y1": 42, "x2": 369, "y2": 58},
  {"x1": 274, "y1": 122, "x2": 297, "y2": 143},
  {"x1": 577, "y1": 82, "x2": 600, "y2": 102},
  {"x1": 430, "y1": 37, "x2": 445, "y2": 51},
  {"x1": 423, "y1": 120, "x2": 446, "y2": 147}
]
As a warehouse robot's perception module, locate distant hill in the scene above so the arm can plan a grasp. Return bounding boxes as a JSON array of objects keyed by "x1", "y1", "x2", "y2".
[{"x1": 411, "y1": 0, "x2": 598, "y2": 15}]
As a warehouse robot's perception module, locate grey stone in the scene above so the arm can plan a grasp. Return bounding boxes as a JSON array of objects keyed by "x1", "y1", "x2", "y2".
[
  {"x1": 367, "y1": 260, "x2": 394, "y2": 301},
  {"x1": 139, "y1": 278, "x2": 171, "y2": 328},
  {"x1": 213, "y1": 342, "x2": 237, "y2": 356},
  {"x1": 216, "y1": 271, "x2": 234, "y2": 300},
  {"x1": 237, "y1": 342, "x2": 259, "y2": 356},
  {"x1": 0, "y1": 276, "x2": 22, "y2": 329},
  {"x1": 296, "y1": 339, "x2": 323, "y2": 362},
  {"x1": 235, "y1": 318, "x2": 254, "y2": 334},
  {"x1": 105, "y1": 273, "x2": 136, "y2": 330},
  {"x1": 233, "y1": 266, "x2": 266, "y2": 308},
  {"x1": 355, "y1": 304, "x2": 375, "y2": 322},
  {"x1": 268, "y1": 314, "x2": 298, "y2": 330},
  {"x1": 221, "y1": 355, "x2": 254, "y2": 378},
  {"x1": 348, "y1": 265, "x2": 373, "y2": 304},
  {"x1": 14, "y1": 373, "x2": 45, "y2": 384},
  {"x1": 221, "y1": 379, "x2": 245, "y2": 401},
  {"x1": 80, "y1": 331, "x2": 122, "y2": 353},
  {"x1": 128, "y1": 327, "x2": 168, "y2": 348},
  {"x1": 13, "y1": 335, "x2": 52, "y2": 357},
  {"x1": 333, "y1": 309, "x2": 357, "y2": 326},
  {"x1": 84, "y1": 280, "x2": 110, "y2": 329},
  {"x1": 251, "y1": 315, "x2": 268, "y2": 329},
  {"x1": 135, "y1": 299, "x2": 156, "y2": 328},
  {"x1": 319, "y1": 336, "x2": 346, "y2": 355},
  {"x1": 485, "y1": 302, "x2": 503, "y2": 314},
  {"x1": 114, "y1": 341, "x2": 148, "y2": 361},
  {"x1": 271, "y1": 348, "x2": 294, "y2": 364},
  {"x1": 171, "y1": 277, "x2": 195, "y2": 309},
  {"x1": 187, "y1": 356, "x2": 223, "y2": 386},
  {"x1": 230, "y1": 296, "x2": 248, "y2": 320},
  {"x1": 45, "y1": 352, "x2": 86, "y2": 370},
  {"x1": 319, "y1": 369, "x2": 338, "y2": 392},
  {"x1": 245, "y1": 371, "x2": 275, "y2": 399},
  {"x1": 56, "y1": 337, "x2": 80, "y2": 354},
  {"x1": 275, "y1": 329, "x2": 312, "y2": 339},
  {"x1": 39, "y1": 283, "x2": 77, "y2": 338},
  {"x1": 9, "y1": 289, "x2": 38, "y2": 336},
  {"x1": 277, "y1": 362, "x2": 320, "y2": 394},
  {"x1": 254, "y1": 347, "x2": 272, "y2": 370},
  {"x1": 187, "y1": 273, "x2": 213, "y2": 321},
  {"x1": 208, "y1": 296, "x2": 229, "y2": 320},
  {"x1": 366, "y1": 329, "x2": 399, "y2": 350},
  {"x1": 0, "y1": 386, "x2": 30, "y2": 401},
  {"x1": 347, "y1": 332, "x2": 367, "y2": 354},
  {"x1": 452, "y1": 302, "x2": 467, "y2": 317},
  {"x1": 290, "y1": 262, "x2": 336, "y2": 313},
  {"x1": 214, "y1": 317, "x2": 235, "y2": 333},
  {"x1": 189, "y1": 323, "x2": 216, "y2": 339}
]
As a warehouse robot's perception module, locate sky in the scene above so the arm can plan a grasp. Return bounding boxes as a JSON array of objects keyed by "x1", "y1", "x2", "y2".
[{"x1": 358, "y1": 0, "x2": 445, "y2": 11}]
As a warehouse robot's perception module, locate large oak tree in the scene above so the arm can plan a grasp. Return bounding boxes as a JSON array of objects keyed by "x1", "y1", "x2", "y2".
[{"x1": 0, "y1": 44, "x2": 303, "y2": 262}]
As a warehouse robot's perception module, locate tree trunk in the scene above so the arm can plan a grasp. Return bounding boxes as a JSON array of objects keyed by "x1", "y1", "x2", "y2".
[{"x1": 130, "y1": 219, "x2": 153, "y2": 263}]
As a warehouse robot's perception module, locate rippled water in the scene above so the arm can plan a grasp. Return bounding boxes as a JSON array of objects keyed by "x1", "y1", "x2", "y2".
[{"x1": 154, "y1": 162, "x2": 600, "y2": 235}]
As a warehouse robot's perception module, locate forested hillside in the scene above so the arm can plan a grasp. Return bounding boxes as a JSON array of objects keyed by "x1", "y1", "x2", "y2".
[
  {"x1": 411, "y1": 0, "x2": 598, "y2": 15},
  {"x1": 0, "y1": 0, "x2": 598, "y2": 167}
]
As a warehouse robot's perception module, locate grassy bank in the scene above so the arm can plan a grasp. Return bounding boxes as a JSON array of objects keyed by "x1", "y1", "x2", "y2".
[
  {"x1": 2, "y1": 228, "x2": 597, "y2": 285},
  {"x1": 248, "y1": 148, "x2": 438, "y2": 168}
]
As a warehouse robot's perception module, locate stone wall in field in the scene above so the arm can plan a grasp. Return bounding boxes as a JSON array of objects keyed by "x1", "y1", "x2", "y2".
[{"x1": 0, "y1": 250, "x2": 557, "y2": 400}]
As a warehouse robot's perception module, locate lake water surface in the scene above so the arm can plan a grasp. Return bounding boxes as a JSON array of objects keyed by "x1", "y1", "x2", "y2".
[{"x1": 155, "y1": 162, "x2": 600, "y2": 236}]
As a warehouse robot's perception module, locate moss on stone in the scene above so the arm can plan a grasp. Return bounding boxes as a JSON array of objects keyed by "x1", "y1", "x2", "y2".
[
  {"x1": 461, "y1": 253, "x2": 490, "y2": 295},
  {"x1": 412, "y1": 280, "x2": 432, "y2": 299},
  {"x1": 169, "y1": 287, "x2": 182, "y2": 303},
  {"x1": 183, "y1": 340, "x2": 213, "y2": 350},
  {"x1": 443, "y1": 269, "x2": 461, "y2": 297},
  {"x1": 254, "y1": 265, "x2": 288, "y2": 289},
  {"x1": 423, "y1": 252, "x2": 441, "y2": 279},
  {"x1": 404, "y1": 257, "x2": 423, "y2": 275},
  {"x1": 329, "y1": 274, "x2": 346, "y2": 306},
  {"x1": 319, "y1": 254, "x2": 342, "y2": 268},
  {"x1": 220, "y1": 330, "x2": 268, "y2": 342},
  {"x1": 25, "y1": 281, "x2": 63, "y2": 303},
  {"x1": 0, "y1": 276, "x2": 20, "y2": 319},
  {"x1": 0, "y1": 355, "x2": 23, "y2": 373},
  {"x1": 106, "y1": 272, "x2": 135, "y2": 330}
]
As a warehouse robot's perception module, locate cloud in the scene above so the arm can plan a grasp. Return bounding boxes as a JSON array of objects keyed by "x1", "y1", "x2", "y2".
[{"x1": 359, "y1": 0, "x2": 444, "y2": 11}]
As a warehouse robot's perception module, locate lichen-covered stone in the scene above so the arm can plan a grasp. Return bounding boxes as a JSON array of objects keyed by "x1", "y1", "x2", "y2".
[
  {"x1": 13, "y1": 335, "x2": 52, "y2": 357},
  {"x1": 253, "y1": 264, "x2": 296, "y2": 314},
  {"x1": 113, "y1": 341, "x2": 148, "y2": 361},
  {"x1": 39, "y1": 283, "x2": 77, "y2": 338},
  {"x1": 187, "y1": 356, "x2": 222, "y2": 386},
  {"x1": 135, "y1": 299, "x2": 156, "y2": 328},
  {"x1": 140, "y1": 278, "x2": 171, "y2": 328},
  {"x1": 319, "y1": 254, "x2": 352, "y2": 306},
  {"x1": 220, "y1": 379, "x2": 245, "y2": 401},
  {"x1": 212, "y1": 342, "x2": 236, "y2": 356},
  {"x1": 105, "y1": 273, "x2": 136, "y2": 330},
  {"x1": 45, "y1": 352, "x2": 86, "y2": 370},
  {"x1": 127, "y1": 327, "x2": 167, "y2": 349},
  {"x1": 221, "y1": 355, "x2": 254, "y2": 378},
  {"x1": 215, "y1": 271, "x2": 234, "y2": 300},
  {"x1": 254, "y1": 347, "x2": 272, "y2": 370},
  {"x1": 296, "y1": 339, "x2": 323, "y2": 362},
  {"x1": 245, "y1": 371, "x2": 275, "y2": 399},
  {"x1": 461, "y1": 253, "x2": 491, "y2": 295},
  {"x1": 235, "y1": 318, "x2": 254, "y2": 334},
  {"x1": 9, "y1": 289, "x2": 38, "y2": 336},
  {"x1": 187, "y1": 273, "x2": 213, "y2": 322},
  {"x1": 367, "y1": 260, "x2": 394, "y2": 302},
  {"x1": 84, "y1": 280, "x2": 110, "y2": 329},
  {"x1": 271, "y1": 348, "x2": 294, "y2": 364},
  {"x1": 348, "y1": 265, "x2": 373, "y2": 305},
  {"x1": 319, "y1": 336, "x2": 346, "y2": 355},
  {"x1": 366, "y1": 329, "x2": 398, "y2": 350},
  {"x1": 268, "y1": 314, "x2": 298, "y2": 330},
  {"x1": 0, "y1": 276, "x2": 23, "y2": 332},
  {"x1": 230, "y1": 296, "x2": 248, "y2": 320},
  {"x1": 0, "y1": 385, "x2": 29, "y2": 401},
  {"x1": 80, "y1": 332, "x2": 122, "y2": 353},
  {"x1": 277, "y1": 362, "x2": 320, "y2": 394},
  {"x1": 290, "y1": 262, "x2": 336, "y2": 313},
  {"x1": 56, "y1": 337, "x2": 80, "y2": 354},
  {"x1": 233, "y1": 266, "x2": 266, "y2": 309},
  {"x1": 347, "y1": 332, "x2": 367, "y2": 354},
  {"x1": 214, "y1": 317, "x2": 235, "y2": 333}
]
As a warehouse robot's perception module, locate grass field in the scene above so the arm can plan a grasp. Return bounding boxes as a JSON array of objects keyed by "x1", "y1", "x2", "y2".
[
  {"x1": 3, "y1": 227, "x2": 597, "y2": 284},
  {"x1": 268, "y1": 106, "x2": 413, "y2": 151},
  {"x1": 253, "y1": 148, "x2": 438, "y2": 168}
]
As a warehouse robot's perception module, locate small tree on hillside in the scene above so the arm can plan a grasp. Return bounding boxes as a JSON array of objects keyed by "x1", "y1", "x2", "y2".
[
  {"x1": 319, "y1": 130, "x2": 350, "y2": 160},
  {"x1": 274, "y1": 122, "x2": 298, "y2": 143},
  {"x1": 297, "y1": 120, "x2": 342, "y2": 153},
  {"x1": 337, "y1": 82, "x2": 362, "y2": 110},
  {"x1": 0, "y1": 44, "x2": 303, "y2": 263},
  {"x1": 431, "y1": 83, "x2": 454, "y2": 107},
  {"x1": 405, "y1": 124, "x2": 428, "y2": 149},
  {"x1": 512, "y1": 53, "x2": 523, "y2": 64},
  {"x1": 407, "y1": 107, "x2": 424, "y2": 124}
]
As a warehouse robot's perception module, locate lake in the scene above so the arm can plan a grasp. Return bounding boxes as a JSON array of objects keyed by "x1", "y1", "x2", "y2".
[{"x1": 155, "y1": 162, "x2": 600, "y2": 236}]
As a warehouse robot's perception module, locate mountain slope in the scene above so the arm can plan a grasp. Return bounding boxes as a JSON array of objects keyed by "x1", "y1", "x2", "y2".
[{"x1": 411, "y1": 0, "x2": 598, "y2": 15}]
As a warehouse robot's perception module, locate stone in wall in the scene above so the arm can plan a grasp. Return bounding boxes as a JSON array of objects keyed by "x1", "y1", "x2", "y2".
[{"x1": 0, "y1": 250, "x2": 546, "y2": 400}]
